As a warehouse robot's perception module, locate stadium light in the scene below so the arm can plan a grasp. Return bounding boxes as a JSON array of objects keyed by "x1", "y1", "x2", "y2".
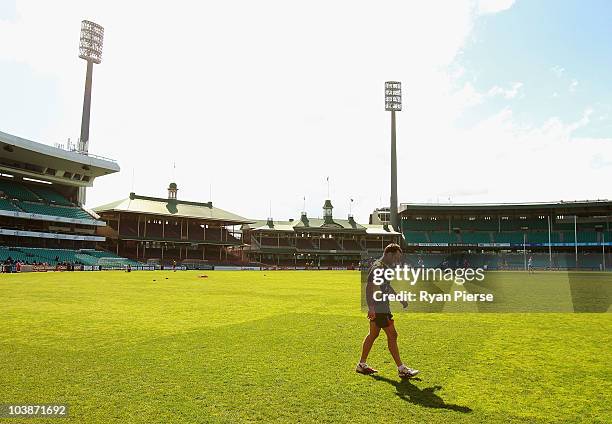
[
  {"x1": 385, "y1": 81, "x2": 401, "y2": 231},
  {"x1": 79, "y1": 20, "x2": 104, "y2": 64},
  {"x1": 385, "y1": 81, "x2": 402, "y2": 111},
  {"x1": 77, "y1": 20, "x2": 104, "y2": 206},
  {"x1": 78, "y1": 20, "x2": 104, "y2": 155}
]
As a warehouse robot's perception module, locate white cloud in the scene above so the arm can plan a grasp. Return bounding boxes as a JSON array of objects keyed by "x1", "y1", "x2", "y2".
[
  {"x1": 454, "y1": 82, "x2": 485, "y2": 107},
  {"x1": 411, "y1": 107, "x2": 612, "y2": 204},
  {"x1": 551, "y1": 65, "x2": 565, "y2": 78},
  {"x1": 567, "y1": 108, "x2": 592, "y2": 132},
  {"x1": 447, "y1": 81, "x2": 523, "y2": 113},
  {"x1": 550, "y1": 66, "x2": 579, "y2": 95},
  {"x1": 477, "y1": 0, "x2": 516, "y2": 15},
  {"x1": 487, "y1": 82, "x2": 523, "y2": 99},
  {"x1": 590, "y1": 154, "x2": 612, "y2": 169},
  {"x1": 569, "y1": 79, "x2": 579, "y2": 93}
]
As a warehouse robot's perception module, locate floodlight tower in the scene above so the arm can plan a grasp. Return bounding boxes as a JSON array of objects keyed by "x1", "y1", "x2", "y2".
[
  {"x1": 77, "y1": 20, "x2": 104, "y2": 205},
  {"x1": 78, "y1": 20, "x2": 104, "y2": 154},
  {"x1": 385, "y1": 81, "x2": 401, "y2": 232}
]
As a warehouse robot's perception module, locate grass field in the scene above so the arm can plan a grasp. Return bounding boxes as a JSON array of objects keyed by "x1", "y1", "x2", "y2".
[{"x1": 1, "y1": 270, "x2": 611, "y2": 423}]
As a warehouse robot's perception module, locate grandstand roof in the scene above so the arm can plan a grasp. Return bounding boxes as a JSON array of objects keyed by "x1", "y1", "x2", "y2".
[
  {"x1": 400, "y1": 200, "x2": 612, "y2": 213},
  {"x1": 363, "y1": 224, "x2": 401, "y2": 235},
  {"x1": 244, "y1": 216, "x2": 365, "y2": 231},
  {"x1": 293, "y1": 217, "x2": 364, "y2": 230},
  {"x1": 0, "y1": 130, "x2": 119, "y2": 187},
  {"x1": 93, "y1": 193, "x2": 251, "y2": 224},
  {"x1": 243, "y1": 216, "x2": 401, "y2": 235},
  {"x1": 246, "y1": 220, "x2": 297, "y2": 232}
]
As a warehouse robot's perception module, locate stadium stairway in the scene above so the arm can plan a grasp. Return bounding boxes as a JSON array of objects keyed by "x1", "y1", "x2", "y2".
[
  {"x1": 0, "y1": 181, "x2": 40, "y2": 202},
  {"x1": 17, "y1": 202, "x2": 94, "y2": 220},
  {"x1": 28, "y1": 186, "x2": 73, "y2": 206},
  {"x1": 0, "y1": 198, "x2": 21, "y2": 212}
]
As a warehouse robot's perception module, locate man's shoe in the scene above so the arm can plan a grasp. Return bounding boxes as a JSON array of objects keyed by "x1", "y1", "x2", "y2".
[
  {"x1": 355, "y1": 362, "x2": 378, "y2": 375},
  {"x1": 398, "y1": 365, "x2": 419, "y2": 378}
]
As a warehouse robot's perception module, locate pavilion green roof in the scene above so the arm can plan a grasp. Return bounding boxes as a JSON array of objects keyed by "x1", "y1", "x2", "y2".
[{"x1": 93, "y1": 193, "x2": 251, "y2": 224}]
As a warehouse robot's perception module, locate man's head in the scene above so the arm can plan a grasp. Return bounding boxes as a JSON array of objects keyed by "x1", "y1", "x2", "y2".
[{"x1": 382, "y1": 243, "x2": 403, "y2": 266}]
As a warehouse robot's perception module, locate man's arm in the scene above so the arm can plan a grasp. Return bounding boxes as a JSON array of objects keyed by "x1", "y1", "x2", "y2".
[
  {"x1": 365, "y1": 269, "x2": 378, "y2": 319},
  {"x1": 388, "y1": 281, "x2": 408, "y2": 309}
]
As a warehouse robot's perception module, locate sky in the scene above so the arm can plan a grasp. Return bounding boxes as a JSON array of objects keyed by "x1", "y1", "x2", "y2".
[{"x1": 0, "y1": 0, "x2": 611, "y2": 222}]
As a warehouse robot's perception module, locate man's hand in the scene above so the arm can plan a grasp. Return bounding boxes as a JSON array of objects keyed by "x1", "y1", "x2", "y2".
[{"x1": 367, "y1": 309, "x2": 376, "y2": 320}]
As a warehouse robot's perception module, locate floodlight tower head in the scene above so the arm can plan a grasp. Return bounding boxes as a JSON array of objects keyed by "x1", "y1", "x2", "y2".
[
  {"x1": 385, "y1": 81, "x2": 402, "y2": 111},
  {"x1": 79, "y1": 20, "x2": 104, "y2": 64}
]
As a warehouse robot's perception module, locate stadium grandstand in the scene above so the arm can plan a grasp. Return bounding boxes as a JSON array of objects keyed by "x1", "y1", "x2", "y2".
[
  {"x1": 0, "y1": 130, "x2": 139, "y2": 269},
  {"x1": 399, "y1": 200, "x2": 612, "y2": 270},
  {"x1": 240, "y1": 200, "x2": 401, "y2": 268},
  {"x1": 369, "y1": 207, "x2": 391, "y2": 225},
  {"x1": 93, "y1": 183, "x2": 252, "y2": 268}
]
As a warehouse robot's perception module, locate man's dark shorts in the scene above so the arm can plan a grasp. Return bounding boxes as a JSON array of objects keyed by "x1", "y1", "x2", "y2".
[{"x1": 372, "y1": 312, "x2": 394, "y2": 328}]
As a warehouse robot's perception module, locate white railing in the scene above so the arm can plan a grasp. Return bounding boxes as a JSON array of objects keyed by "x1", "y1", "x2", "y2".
[{"x1": 52, "y1": 142, "x2": 117, "y2": 163}]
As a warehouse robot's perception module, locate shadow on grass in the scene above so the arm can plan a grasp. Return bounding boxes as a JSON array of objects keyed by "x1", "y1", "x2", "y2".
[{"x1": 371, "y1": 375, "x2": 472, "y2": 413}]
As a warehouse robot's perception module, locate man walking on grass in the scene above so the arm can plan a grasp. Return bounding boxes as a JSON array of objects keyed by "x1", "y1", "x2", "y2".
[{"x1": 356, "y1": 243, "x2": 419, "y2": 379}]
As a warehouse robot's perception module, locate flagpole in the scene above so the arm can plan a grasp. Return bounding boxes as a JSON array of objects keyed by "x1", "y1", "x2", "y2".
[
  {"x1": 548, "y1": 215, "x2": 552, "y2": 269},
  {"x1": 602, "y1": 231, "x2": 606, "y2": 270},
  {"x1": 574, "y1": 215, "x2": 578, "y2": 269},
  {"x1": 523, "y1": 232, "x2": 527, "y2": 271}
]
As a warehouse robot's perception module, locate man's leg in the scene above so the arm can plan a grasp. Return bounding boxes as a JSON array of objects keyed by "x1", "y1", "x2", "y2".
[
  {"x1": 383, "y1": 320, "x2": 420, "y2": 378},
  {"x1": 382, "y1": 320, "x2": 402, "y2": 367},
  {"x1": 359, "y1": 320, "x2": 380, "y2": 364}
]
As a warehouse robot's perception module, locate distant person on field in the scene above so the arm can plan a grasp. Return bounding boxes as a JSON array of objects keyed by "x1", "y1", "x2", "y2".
[
  {"x1": 528, "y1": 256, "x2": 534, "y2": 274},
  {"x1": 356, "y1": 243, "x2": 419, "y2": 379}
]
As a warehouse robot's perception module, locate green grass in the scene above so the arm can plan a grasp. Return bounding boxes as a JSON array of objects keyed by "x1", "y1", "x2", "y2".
[{"x1": 0, "y1": 271, "x2": 610, "y2": 423}]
